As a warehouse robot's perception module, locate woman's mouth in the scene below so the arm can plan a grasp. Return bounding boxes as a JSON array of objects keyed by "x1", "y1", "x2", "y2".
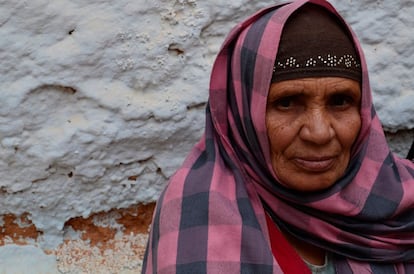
[{"x1": 293, "y1": 157, "x2": 336, "y2": 172}]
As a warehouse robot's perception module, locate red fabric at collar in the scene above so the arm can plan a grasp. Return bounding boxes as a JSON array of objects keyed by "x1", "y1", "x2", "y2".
[{"x1": 265, "y1": 214, "x2": 311, "y2": 274}]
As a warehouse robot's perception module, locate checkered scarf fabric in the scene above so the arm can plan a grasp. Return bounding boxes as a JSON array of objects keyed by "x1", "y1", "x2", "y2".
[{"x1": 142, "y1": 1, "x2": 414, "y2": 273}]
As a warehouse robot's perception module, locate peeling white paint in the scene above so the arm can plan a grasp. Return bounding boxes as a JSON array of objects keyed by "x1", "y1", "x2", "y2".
[{"x1": 0, "y1": 0, "x2": 413, "y2": 264}]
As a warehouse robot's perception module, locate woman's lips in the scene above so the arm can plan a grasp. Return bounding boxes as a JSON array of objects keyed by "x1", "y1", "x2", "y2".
[{"x1": 293, "y1": 157, "x2": 335, "y2": 172}]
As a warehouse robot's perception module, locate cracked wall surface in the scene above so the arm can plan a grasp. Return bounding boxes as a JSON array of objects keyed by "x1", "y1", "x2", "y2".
[{"x1": 0, "y1": 0, "x2": 413, "y2": 272}]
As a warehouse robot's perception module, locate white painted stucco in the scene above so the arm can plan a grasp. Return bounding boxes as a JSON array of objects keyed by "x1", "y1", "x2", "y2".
[
  {"x1": 0, "y1": 244, "x2": 58, "y2": 274},
  {"x1": 0, "y1": 0, "x2": 413, "y2": 269}
]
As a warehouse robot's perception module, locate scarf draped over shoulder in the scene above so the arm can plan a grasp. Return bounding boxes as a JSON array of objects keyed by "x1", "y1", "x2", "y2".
[{"x1": 143, "y1": 0, "x2": 414, "y2": 273}]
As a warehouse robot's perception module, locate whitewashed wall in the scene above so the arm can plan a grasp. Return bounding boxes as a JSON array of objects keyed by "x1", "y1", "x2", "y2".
[{"x1": 0, "y1": 0, "x2": 413, "y2": 267}]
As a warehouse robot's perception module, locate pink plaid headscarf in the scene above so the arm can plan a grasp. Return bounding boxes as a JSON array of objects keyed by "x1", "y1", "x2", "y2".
[{"x1": 143, "y1": 1, "x2": 414, "y2": 273}]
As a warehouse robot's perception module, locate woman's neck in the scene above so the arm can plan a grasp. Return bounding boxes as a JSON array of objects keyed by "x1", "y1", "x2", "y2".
[{"x1": 280, "y1": 229, "x2": 326, "y2": 266}]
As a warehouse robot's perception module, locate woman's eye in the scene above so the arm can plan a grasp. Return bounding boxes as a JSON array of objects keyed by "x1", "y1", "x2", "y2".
[
  {"x1": 329, "y1": 94, "x2": 353, "y2": 107},
  {"x1": 274, "y1": 96, "x2": 295, "y2": 109}
]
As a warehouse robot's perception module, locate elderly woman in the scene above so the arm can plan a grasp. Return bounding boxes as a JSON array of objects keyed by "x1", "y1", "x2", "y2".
[{"x1": 142, "y1": 0, "x2": 414, "y2": 273}]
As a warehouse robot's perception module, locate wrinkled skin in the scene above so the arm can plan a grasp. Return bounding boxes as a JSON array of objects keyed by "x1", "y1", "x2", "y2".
[{"x1": 266, "y1": 77, "x2": 361, "y2": 192}]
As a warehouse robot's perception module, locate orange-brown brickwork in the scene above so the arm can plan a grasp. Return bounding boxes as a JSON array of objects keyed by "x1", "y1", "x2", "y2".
[{"x1": 0, "y1": 203, "x2": 156, "y2": 272}]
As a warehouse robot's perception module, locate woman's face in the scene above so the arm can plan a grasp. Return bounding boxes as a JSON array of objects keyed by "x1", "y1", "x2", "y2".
[{"x1": 266, "y1": 77, "x2": 361, "y2": 192}]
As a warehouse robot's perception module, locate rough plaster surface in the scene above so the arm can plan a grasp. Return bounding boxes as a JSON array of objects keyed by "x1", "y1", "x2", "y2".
[
  {"x1": 0, "y1": 244, "x2": 58, "y2": 274},
  {"x1": 0, "y1": 0, "x2": 413, "y2": 271}
]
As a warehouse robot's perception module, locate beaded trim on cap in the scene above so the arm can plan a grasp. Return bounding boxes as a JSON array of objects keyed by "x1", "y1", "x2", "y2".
[
  {"x1": 271, "y1": 53, "x2": 362, "y2": 82},
  {"x1": 272, "y1": 54, "x2": 361, "y2": 83},
  {"x1": 274, "y1": 54, "x2": 360, "y2": 70}
]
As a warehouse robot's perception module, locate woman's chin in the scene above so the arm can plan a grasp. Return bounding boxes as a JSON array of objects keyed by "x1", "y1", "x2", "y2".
[{"x1": 279, "y1": 171, "x2": 340, "y2": 192}]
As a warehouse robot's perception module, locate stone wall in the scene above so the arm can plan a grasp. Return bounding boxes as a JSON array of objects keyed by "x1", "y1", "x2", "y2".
[{"x1": 0, "y1": 0, "x2": 413, "y2": 272}]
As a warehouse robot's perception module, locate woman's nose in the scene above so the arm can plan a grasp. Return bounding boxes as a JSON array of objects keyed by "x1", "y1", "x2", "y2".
[{"x1": 299, "y1": 110, "x2": 335, "y2": 145}]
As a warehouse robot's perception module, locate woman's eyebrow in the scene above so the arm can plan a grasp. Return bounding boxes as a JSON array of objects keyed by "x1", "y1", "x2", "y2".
[
  {"x1": 330, "y1": 85, "x2": 361, "y2": 97},
  {"x1": 269, "y1": 85, "x2": 306, "y2": 96}
]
